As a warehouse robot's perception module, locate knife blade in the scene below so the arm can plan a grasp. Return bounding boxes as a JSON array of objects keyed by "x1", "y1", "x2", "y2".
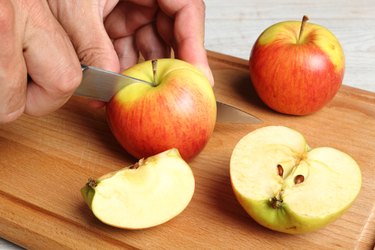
[
  {"x1": 76, "y1": 65, "x2": 153, "y2": 102},
  {"x1": 216, "y1": 102, "x2": 261, "y2": 124},
  {"x1": 74, "y1": 65, "x2": 261, "y2": 124}
]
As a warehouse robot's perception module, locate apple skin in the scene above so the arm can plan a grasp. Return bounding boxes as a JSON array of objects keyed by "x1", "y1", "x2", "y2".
[
  {"x1": 249, "y1": 19, "x2": 345, "y2": 115},
  {"x1": 106, "y1": 59, "x2": 216, "y2": 161}
]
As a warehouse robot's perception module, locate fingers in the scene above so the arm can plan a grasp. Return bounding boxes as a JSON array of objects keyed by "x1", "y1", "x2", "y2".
[
  {"x1": 22, "y1": 4, "x2": 82, "y2": 117},
  {"x1": 0, "y1": 1, "x2": 27, "y2": 123},
  {"x1": 113, "y1": 36, "x2": 139, "y2": 71},
  {"x1": 106, "y1": 0, "x2": 208, "y2": 75},
  {"x1": 21, "y1": 1, "x2": 82, "y2": 117},
  {"x1": 105, "y1": 2, "x2": 156, "y2": 40},
  {"x1": 105, "y1": 2, "x2": 162, "y2": 69},
  {"x1": 158, "y1": 0, "x2": 214, "y2": 85},
  {"x1": 135, "y1": 24, "x2": 171, "y2": 61},
  {"x1": 48, "y1": 1, "x2": 120, "y2": 72},
  {"x1": 47, "y1": 1, "x2": 121, "y2": 109},
  {"x1": 0, "y1": 0, "x2": 83, "y2": 122}
]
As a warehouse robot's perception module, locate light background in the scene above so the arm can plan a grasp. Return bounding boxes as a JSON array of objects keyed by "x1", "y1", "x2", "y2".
[{"x1": 204, "y1": 0, "x2": 375, "y2": 92}]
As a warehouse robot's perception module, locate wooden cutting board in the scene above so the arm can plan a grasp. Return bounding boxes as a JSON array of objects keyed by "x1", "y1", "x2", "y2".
[{"x1": 0, "y1": 51, "x2": 374, "y2": 249}]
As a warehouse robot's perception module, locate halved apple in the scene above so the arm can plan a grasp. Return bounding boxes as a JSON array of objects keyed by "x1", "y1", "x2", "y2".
[
  {"x1": 81, "y1": 148, "x2": 195, "y2": 229},
  {"x1": 230, "y1": 126, "x2": 362, "y2": 234}
]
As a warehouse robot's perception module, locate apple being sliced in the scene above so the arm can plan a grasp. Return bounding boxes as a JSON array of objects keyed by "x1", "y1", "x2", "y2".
[
  {"x1": 81, "y1": 148, "x2": 195, "y2": 229},
  {"x1": 230, "y1": 126, "x2": 362, "y2": 234},
  {"x1": 106, "y1": 58, "x2": 216, "y2": 161}
]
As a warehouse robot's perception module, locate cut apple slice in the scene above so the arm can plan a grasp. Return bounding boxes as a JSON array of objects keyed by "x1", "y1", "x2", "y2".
[
  {"x1": 230, "y1": 126, "x2": 362, "y2": 234},
  {"x1": 81, "y1": 148, "x2": 195, "y2": 229}
]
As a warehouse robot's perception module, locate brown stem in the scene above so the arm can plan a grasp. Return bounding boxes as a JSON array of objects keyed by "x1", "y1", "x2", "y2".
[
  {"x1": 298, "y1": 15, "x2": 309, "y2": 43},
  {"x1": 270, "y1": 192, "x2": 283, "y2": 209},
  {"x1": 87, "y1": 178, "x2": 97, "y2": 188},
  {"x1": 152, "y1": 59, "x2": 158, "y2": 85}
]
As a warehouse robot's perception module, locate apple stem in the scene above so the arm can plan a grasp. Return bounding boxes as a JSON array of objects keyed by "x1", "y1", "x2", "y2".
[
  {"x1": 152, "y1": 59, "x2": 158, "y2": 86},
  {"x1": 270, "y1": 196, "x2": 283, "y2": 209},
  {"x1": 87, "y1": 178, "x2": 97, "y2": 188},
  {"x1": 298, "y1": 15, "x2": 309, "y2": 43},
  {"x1": 129, "y1": 158, "x2": 144, "y2": 169}
]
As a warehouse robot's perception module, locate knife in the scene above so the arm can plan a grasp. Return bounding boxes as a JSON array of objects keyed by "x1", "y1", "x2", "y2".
[
  {"x1": 75, "y1": 65, "x2": 261, "y2": 124},
  {"x1": 76, "y1": 65, "x2": 153, "y2": 102}
]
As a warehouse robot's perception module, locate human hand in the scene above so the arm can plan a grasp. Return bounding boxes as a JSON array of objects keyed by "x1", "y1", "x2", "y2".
[
  {"x1": 0, "y1": 0, "x2": 82, "y2": 124},
  {"x1": 105, "y1": 0, "x2": 214, "y2": 85},
  {"x1": 1, "y1": 0, "x2": 213, "y2": 124},
  {"x1": 48, "y1": 0, "x2": 214, "y2": 85}
]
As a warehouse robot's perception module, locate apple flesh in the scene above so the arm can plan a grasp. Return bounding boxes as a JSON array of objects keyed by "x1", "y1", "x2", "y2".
[
  {"x1": 230, "y1": 126, "x2": 361, "y2": 234},
  {"x1": 81, "y1": 148, "x2": 195, "y2": 229},
  {"x1": 106, "y1": 59, "x2": 217, "y2": 161},
  {"x1": 249, "y1": 16, "x2": 345, "y2": 115}
]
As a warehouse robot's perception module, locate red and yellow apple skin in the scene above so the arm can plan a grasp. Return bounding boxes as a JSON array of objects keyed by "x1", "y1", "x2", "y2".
[
  {"x1": 106, "y1": 59, "x2": 217, "y2": 161},
  {"x1": 249, "y1": 19, "x2": 345, "y2": 115}
]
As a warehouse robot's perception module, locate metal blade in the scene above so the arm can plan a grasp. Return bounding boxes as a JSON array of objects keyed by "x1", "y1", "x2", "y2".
[
  {"x1": 216, "y1": 102, "x2": 262, "y2": 124},
  {"x1": 75, "y1": 65, "x2": 153, "y2": 102},
  {"x1": 75, "y1": 65, "x2": 261, "y2": 124}
]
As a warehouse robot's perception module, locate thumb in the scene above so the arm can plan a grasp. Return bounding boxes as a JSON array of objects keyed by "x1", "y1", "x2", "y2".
[{"x1": 48, "y1": 1, "x2": 119, "y2": 72}]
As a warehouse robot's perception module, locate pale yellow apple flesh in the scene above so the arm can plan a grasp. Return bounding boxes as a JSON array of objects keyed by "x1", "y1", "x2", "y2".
[
  {"x1": 230, "y1": 126, "x2": 362, "y2": 234},
  {"x1": 81, "y1": 148, "x2": 195, "y2": 229}
]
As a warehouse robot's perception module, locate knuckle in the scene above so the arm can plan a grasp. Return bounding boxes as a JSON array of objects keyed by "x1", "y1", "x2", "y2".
[
  {"x1": 78, "y1": 45, "x2": 119, "y2": 71},
  {"x1": 78, "y1": 46, "x2": 109, "y2": 66},
  {"x1": 53, "y1": 64, "x2": 82, "y2": 95},
  {"x1": 0, "y1": 106, "x2": 25, "y2": 124}
]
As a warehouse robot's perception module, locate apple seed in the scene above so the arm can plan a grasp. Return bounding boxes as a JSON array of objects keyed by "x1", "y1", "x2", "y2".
[
  {"x1": 277, "y1": 164, "x2": 284, "y2": 177},
  {"x1": 294, "y1": 174, "x2": 305, "y2": 184}
]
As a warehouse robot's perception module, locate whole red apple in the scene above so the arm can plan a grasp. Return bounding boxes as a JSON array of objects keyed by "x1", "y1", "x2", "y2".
[
  {"x1": 249, "y1": 16, "x2": 345, "y2": 115},
  {"x1": 106, "y1": 59, "x2": 217, "y2": 161}
]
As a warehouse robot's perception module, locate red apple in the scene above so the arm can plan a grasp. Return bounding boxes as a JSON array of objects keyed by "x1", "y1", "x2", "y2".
[
  {"x1": 106, "y1": 59, "x2": 217, "y2": 161},
  {"x1": 249, "y1": 16, "x2": 345, "y2": 115}
]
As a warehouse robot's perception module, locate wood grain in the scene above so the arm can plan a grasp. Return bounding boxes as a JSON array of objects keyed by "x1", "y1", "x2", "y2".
[{"x1": 0, "y1": 51, "x2": 374, "y2": 249}]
